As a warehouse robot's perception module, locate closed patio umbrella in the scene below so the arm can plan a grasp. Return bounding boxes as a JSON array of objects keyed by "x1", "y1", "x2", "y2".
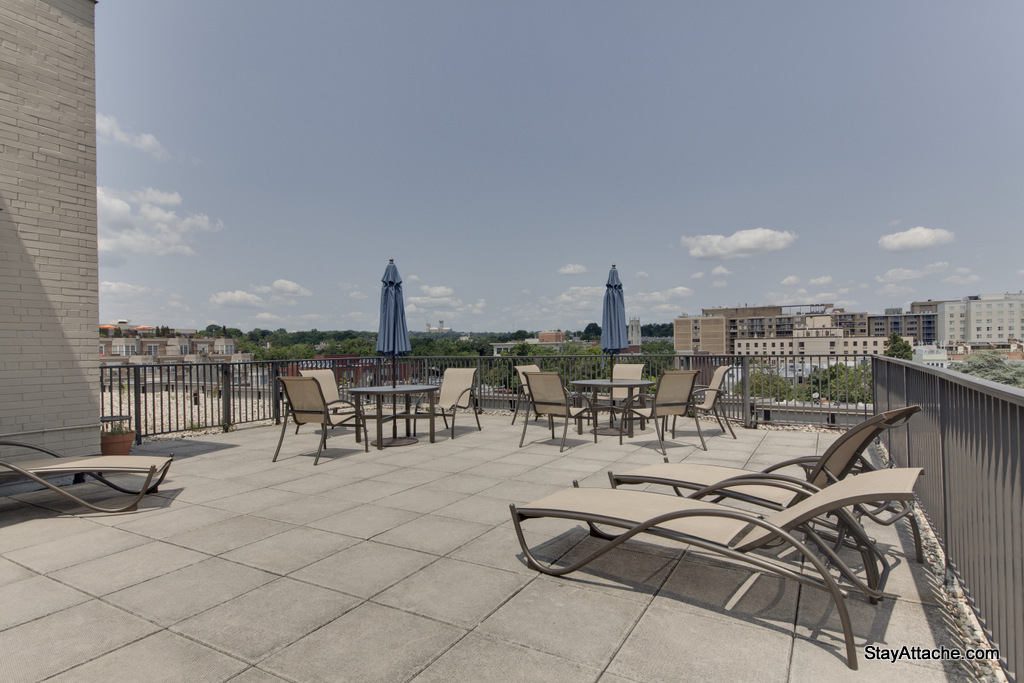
[
  {"x1": 600, "y1": 264, "x2": 628, "y2": 359},
  {"x1": 376, "y1": 258, "x2": 414, "y2": 445}
]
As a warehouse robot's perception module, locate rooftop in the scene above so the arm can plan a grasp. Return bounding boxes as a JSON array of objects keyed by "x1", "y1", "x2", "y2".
[{"x1": 0, "y1": 414, "x2": 979, "y2": 682}]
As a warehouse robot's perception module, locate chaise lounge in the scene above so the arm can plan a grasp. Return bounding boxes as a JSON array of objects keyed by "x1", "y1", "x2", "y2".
[
  {"x1": 510, "y1": 467, "x2": 924, "y2": 670},
  {"x1": 0, "y1": 440, "x2": 173, "y2": 513}
]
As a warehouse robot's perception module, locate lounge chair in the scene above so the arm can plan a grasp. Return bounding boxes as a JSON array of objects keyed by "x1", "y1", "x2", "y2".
[
  {"x1": 413, "y1": 367, "x2": 481, "y2": 439},
  {"x1": 274, "y1": 376, "x2": 363, "y2": 465},
  {"x1": 519, "y1": 372, "x2": 595, "y2": 452},
  {"x1": 617, "y1": 370, "x2": 701, "y2": 453},
  {"x1": 609, "y1": 405, "x2": 923, "y2": 558},
  {"x1": 510, "y1": 467, "x2": 924, "y2": 670},
  {"x1": 510, "y1": 364, "x2": 540, "y2": 425},
  {"x1": 0, "y1": 440, "x2": 173, "y2": 513}
]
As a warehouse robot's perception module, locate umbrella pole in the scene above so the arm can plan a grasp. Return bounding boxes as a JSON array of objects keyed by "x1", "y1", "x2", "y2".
[{"x1": 391, "y1": 355, "x2": 398, "y2": 440}]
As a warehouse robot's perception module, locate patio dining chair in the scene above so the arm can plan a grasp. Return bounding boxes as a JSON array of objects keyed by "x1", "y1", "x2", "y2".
[
  {"x1": 274, "y1": 376, "x2": 363, "y2": 465},
  {"x1": 299, "y1": 369, "x2": 360, "y2": 433},
  {"x1": 617, "y1": 370, "x2": 701, "y2": 453},
  {"x1": 413, "y1": 367, "x2": 481, "y2": 439},
  {"x1": 519, "y1": 372, "x2": 595, "y2": 452},
  {"x1": 510, "y1": 467, "x2": 924, "y2": 670},
  {"x1": 510, "y1": 364, "x2": 540, "y2": 425},
  {"x1": 688, "y1": 364, "x2": 737, "y2": 440}
]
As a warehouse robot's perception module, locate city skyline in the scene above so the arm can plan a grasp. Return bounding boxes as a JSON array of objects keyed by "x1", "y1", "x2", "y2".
[{"x1": 96, "y1": 2, "x2": 1024, "y2": 333}]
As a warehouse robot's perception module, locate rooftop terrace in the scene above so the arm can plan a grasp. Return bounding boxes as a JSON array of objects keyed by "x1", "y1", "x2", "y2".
[{"x1": 0, "y1": 413, "x2": 983, "y2": 682}]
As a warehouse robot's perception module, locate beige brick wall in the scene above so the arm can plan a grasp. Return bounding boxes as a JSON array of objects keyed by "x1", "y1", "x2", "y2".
[{"x1": 0, "y1": 0, "x2": 99, "y2": 456}]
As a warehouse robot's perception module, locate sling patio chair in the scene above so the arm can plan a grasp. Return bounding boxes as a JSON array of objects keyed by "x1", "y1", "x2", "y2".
[
  {"x1": 609, "y1": 405, "x2": 924, "y2": 559},
  {"x1": 413, "y1": 367, "x2": 481, "y2": 439},
  {"x1": 689, "y1": 364, "x2": 738, "y2": 440},
  {"x1": 519, "y1": 372, "x2": 595, "y2": 452},
  {"x1": 298, "y1": 369, "x2": 360, "y2": 434},
  {"x1": 510, "y1": 364, "x2": 540, "y2": 425},
  {"x1": 510, "y1": 467, "x2": 924, "y2": 670},
  {"x1": 616, "y1": 370, "x2": 701, "y2": 453},
  {"x1": 274, "y1": 376, "x2": 363, "y2": 465},
  {"x1": 0, "y1": 440, "x2": 173, "y2": 513}
]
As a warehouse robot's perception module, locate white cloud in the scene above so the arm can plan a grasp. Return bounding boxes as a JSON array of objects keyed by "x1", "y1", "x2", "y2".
[
  {"x1": 635, "y1": 271, "x2": 650, "y2": 279},
  {"x1": 712, "y1": 280, "x2": 728, "y2": 288},
  {"x1": 781, "y1": 275, "x2": 800, "y2": 286},
  {"x1": 98, "y1": 186, "x2": 223, "y2": 256},
  {"x1": 349, "y1": 291, "x2": 368, "y2": 300},
  {"x1": 127, "y1": 188, "x2": 181, "y2": 205},
  {"x1": 254, "y1": 312, "x2": 282, "y2": 322},
  {"x1": 712, "y1": 266, "x2": 732, "y2": 276},
  {"x1": 808, "y1": 275, "x2": 833, "y2": 287},
  {"x1": 942, "y1": 268, "x2": 981, "y2": 285},
  {"x1": 558, "y1": 263, "x2": 588, "y2": 275},
  {"x1": 96, "y1": 113, "x2": 170, "y2": 160},
  {"x1": 632, "y1": 286, "x2": 695, "y2": 304},
  {"x1": 680, "y1": 228, "x2": 797, "y2": 259},
  {"x1": 878, "y1": 226, "x2": 954, "y2": 251},
  {"x1": 876, "y1": 262, "x2": 948, "y2": 283},
  {"x1": 420, "y1": 285, "x2": 454, "y2": 297},
  {"x1": 691, "y1": 272, "x2": 705, "y2": 279},
  {"x1": 210, "y1": 291, "x2": 264, "y2": 308},
  {"x1": 254, "y1": 279, "x2": 312, "y2": 297},
  {"x1": 99, "y1": 281, "x2": 149, "y2": 296}
]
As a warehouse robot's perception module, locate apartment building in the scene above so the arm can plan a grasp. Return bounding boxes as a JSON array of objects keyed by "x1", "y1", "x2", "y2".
[
  {"x1": 867, "y1": 308, "x2": 937, "y2": 346},
  {"x1": 673, "y1": 315, "x2": 728, "y2": 354},
  {"x1": 936, "y1": 293, "x2": 1024, "y2": 344},
  {"x1": 734, "y1": 315, "x2": 896, "y2": 357}
]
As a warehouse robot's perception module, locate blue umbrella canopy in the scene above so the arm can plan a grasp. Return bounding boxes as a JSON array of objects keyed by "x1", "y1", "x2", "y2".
[
  {"x1": 600, "y1": 264, "x2": 628, "y2": 355},
  {"x1": 377, "y1": 258, "x2": 411, "y2": 358}
]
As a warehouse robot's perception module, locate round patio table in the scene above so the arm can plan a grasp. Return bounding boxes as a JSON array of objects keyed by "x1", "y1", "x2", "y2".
[
  {"x1": 349, "y1": 384, "x2": 441, "y2": 449},
  {"x1": 570, "y1": 378, "x2": 655, "y2": 437}
]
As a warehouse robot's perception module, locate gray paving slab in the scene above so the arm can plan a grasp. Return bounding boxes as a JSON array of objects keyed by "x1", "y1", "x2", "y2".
[
  {"x1": 103, "y1": 557, "x2": 276, "y2": 626},
  {"x1": 0, "y1": 414, "x2": 982, "y2": 682},
  {"x1": 171, "y1": 577, "x2": 361, "y2": 663},
  {"x1": 48, "y1": 540, "x2": 209, "y2": 596},
  {"x1": 47, "y1": 630, "x2": 249, "y2": 683},
  {"x1": 0, "y1": 600, "x2": 160, "y2": 683},
  {"x1": 260, "y1": 602, "x2": 465, "y2": 683}
]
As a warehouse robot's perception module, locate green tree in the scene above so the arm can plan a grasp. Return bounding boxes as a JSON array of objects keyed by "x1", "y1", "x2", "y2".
[
  {"x1": 884, "y1": 333, "x2": 913, "y2": 360},
  {"x1": 581, "y1": 322, "x2": 602, "y2": 340},
  {"x1": 949, "y1": 351, "x2": 1024, "y2": 388},
  {"x1": 807, "y1": 363, "x2": 873, "y2": 404},
  {"x1": 641, "y1": 340, "x2": 675, "y2": 354}
]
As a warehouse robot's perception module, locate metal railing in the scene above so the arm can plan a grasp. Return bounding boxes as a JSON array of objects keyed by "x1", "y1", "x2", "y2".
[
  {"x1": 99, "y1": 352, "x2": 879, "y2": 437},
  {"x1": 874, "y1": 356, "x2": 1022, "y2": 682}
]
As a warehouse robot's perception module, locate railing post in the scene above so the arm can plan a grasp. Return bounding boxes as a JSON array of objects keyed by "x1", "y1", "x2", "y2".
[
  {"x1": 132, "y1": 365, "x2": 143, "y2": 443},
  {"x1": 221, "y1": 363, "x2": 233, "y2": 432},
  {"x1": 271, "y1": 363, "x2": 281, "y2": 425},
  {"x1": 742, "y1": 356, "x2": 754, "y2": 429}
]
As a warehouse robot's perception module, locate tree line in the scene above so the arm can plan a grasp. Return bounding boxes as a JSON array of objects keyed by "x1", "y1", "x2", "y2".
[{"x1": 191, "y1": 323, "x2": 676, "y2": 361}]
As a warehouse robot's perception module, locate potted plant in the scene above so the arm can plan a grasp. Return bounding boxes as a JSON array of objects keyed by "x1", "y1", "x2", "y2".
[{"x1": 100, "y1": 418, "x2": 136, "y2": 455}]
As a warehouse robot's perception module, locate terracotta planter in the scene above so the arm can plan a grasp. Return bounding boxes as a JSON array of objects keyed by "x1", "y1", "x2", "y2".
[{"x1": 100, "y1": 432, "x2": 135, "y2": 455}]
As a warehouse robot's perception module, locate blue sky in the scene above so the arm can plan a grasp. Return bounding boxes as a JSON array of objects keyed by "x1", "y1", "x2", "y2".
[{"x1": 96, "y1": 1, "x2": 1024, "y2": 333}]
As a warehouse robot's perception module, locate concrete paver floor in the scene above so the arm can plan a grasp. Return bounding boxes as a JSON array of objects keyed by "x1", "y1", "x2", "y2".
[{"x1": 0, "y1": 413, "x2": 977, "y2": 682}]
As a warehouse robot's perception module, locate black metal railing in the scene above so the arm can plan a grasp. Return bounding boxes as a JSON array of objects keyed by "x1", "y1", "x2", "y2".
[
  {"x1": 874, "y1": 356, "x2": 1022, "y2": 682},
  {"x1": 100, "y1": 352, "x2": 879, "y2": 438}
]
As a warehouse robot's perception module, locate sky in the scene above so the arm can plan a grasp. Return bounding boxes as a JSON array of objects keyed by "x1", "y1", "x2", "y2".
[{"x1": 95, "y1": 1, "x2": 1024, "y2": 334}]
